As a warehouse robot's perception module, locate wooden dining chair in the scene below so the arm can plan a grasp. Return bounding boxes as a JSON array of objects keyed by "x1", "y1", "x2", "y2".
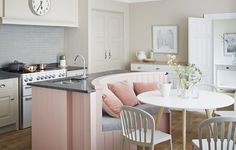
[
  {"x1": 120, "y1": 106, "x2": 172, "y2": 150},
  {"x1": 192, "y1": 116, "x2": 236, "y2": 150}
]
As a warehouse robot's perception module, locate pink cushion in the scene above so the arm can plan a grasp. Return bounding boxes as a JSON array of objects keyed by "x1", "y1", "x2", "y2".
[
  {"x1": 102, "y1": 89, "x2": 123, "y2": 118},
  {"x1": 108, "y1": 81, "x2": 139, "y2": 106},
  {"x1": 134, "y1": 82, "x2": 159, "y2": 95}
]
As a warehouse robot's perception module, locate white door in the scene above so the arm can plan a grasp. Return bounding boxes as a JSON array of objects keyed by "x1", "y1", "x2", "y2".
[
  {"x1": 91, "y1": 10, "x2": 124, "y2": 73},
  {"x1": 188, "y1": 17, "x2": 213, "y2": 84},
  {"x1": 91, "y1": 10, "x2": 108, "y2": 73},
  {"x1": 0, "y1": 92, "x2": 16, "y2": 127},
  {"x1": 107, "y1": 12, "x2": 124, "y2": 70}
]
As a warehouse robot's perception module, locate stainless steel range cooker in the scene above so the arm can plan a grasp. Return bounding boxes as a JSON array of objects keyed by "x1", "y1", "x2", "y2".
[{"x1": 20, "y1": 69, "x2": 66, "y2": 129}]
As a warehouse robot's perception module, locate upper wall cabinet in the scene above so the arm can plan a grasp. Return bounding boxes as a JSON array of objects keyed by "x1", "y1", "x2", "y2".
[{"x1": 0, "y1": 0, "x2": 78, "y2": 27}]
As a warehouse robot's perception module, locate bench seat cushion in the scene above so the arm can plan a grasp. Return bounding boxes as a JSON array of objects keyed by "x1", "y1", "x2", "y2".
[{"x1": 102, "y1": 103, "x2": 170, "y2": 132}]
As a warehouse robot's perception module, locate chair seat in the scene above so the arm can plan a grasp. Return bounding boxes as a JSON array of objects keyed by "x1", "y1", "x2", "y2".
[
  {"x1": 126, "y1": 129, "x2": 171, "y2": 145},
  {"x1": 192, "y1": 138, "x2": 235, "y2": 150}
]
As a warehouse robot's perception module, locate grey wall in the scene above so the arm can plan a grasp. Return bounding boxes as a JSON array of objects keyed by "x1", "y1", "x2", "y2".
[
  {"x1": 129, "y1": 0, "x2": 236, "y2": 63},
  {"x1": 0, "y1": 25, "x2": 64, "y2": 67}
]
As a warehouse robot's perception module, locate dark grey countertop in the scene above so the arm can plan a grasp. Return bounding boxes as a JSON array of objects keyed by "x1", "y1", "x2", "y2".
[
  {"x1": 29, "y1": 70, "x2": 130, "y2": 93},
  {"x1": 0, "y1": 71, "x2": 20, "y2": 80}
]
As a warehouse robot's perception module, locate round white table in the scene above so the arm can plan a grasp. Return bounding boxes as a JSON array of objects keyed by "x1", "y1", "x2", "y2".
[{"x1": 137, "y1": 90, "x2": 234, "y2": 150}]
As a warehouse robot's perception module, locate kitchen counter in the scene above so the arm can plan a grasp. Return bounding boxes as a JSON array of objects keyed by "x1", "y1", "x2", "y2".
[
  {"x1": 29, "y1": 70, "x2": 130, "y2": 93},
  {"x1": 0, "y1": 71, "x2": 20, "y2": 79}
]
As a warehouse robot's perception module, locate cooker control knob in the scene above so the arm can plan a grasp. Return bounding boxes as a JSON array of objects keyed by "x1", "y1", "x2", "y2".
[
  {"x1": 48, "y1": 75, "x2": 51, "y2": 79},
  {"x1": 29, "y1": 77, "x2": 33, "y2": 81},
  {"x1": 41, "y1": 76, "x2": 44, "y2": 80},
  {"x1": 24, "y1": 78, "x2": 29, "y2": 82},
  {"x1": 36, "y1": 77, "x2": 40, "y2": 80},
  {"x1": 52, "y1": 74, "x2": 56, "y2": 78},
  {"x1": 44, "y1": 76, "x2": 48, "y2": 79}
]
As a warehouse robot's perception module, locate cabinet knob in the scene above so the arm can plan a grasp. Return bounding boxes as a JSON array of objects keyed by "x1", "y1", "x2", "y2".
[{"x1": 0, "y1": 84, "x2": 5, "y2": 88}]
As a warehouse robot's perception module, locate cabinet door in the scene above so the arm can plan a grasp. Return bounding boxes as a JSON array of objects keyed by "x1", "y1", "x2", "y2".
[
  {"x1": 0, "y1": 92, "x2": 16, "y2": 127},
  {"x1": 91, "y1": 10, "x2": 108, "y2": 73},
  {"x1": 107, "y1": 12, "x2": 124, "y2": 70},
  {"x1": 188, "y1": 17, "x2": 213, "y2": 84},
  {"x1": 91, "y1": 10, "x2": 124, "y2": 73}
]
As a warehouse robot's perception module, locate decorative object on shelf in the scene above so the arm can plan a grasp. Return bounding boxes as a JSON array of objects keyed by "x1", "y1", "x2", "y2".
[
  {"x1": 152, "y1": 25, "x2": 178, "y2": 54},
  {"x1": 167, "y1": 55, "x2": 202, "y2": 99},
  {"x1": 29, "y1": 0, "x2": 51, "y2": 16},
  {"x1": 59, "y1": 55, "x2": 66, "y2": 68},
  {"x1": 136, "y1": 51, "x2": 147, "y2": 62},
  {"x1": 220, "y1": 33, "x2": 236, "y2": 56}
]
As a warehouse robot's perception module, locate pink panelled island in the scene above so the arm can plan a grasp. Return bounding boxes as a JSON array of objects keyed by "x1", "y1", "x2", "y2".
[{"x1": 30, "y1": 70, "x2": 171, "y2": 150}]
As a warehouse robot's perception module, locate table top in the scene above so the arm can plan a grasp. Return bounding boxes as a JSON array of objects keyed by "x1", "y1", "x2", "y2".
[{"x1": 137, "y1": 90, "x2": 234, "y2": 110}]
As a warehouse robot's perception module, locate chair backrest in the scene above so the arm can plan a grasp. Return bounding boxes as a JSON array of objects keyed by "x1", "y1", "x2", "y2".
[
  {"x1": 120, "y1": 106, "x2": 155, "y2": 146},
  {"x1": 198, "y1": 117, "x2": 236, "y2": 150}
]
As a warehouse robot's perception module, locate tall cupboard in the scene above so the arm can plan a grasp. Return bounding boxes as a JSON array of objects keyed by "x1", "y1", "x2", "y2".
[{"x1": 91, "y1": 10, "x2": 124, "y2": 73}]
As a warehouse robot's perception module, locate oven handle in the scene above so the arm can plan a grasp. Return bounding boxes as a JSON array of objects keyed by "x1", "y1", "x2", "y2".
[
  {"x1": 25, "y1": 97, "x2": 32, "y2": 101},
  {"x1": 24, "y1": 86, "x2": 31, "y2": 89}
]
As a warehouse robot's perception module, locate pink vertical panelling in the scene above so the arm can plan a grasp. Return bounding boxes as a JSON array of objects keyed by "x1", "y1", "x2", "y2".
[
  {"x1": 71, "y1": 92, "x2": 84, "y2": 150},
  {"x1": 104, "y1": 132, "x2": 114, "y2": 150},
  {"x1": 32, "y1": 87, "x2": 69, "y2": 150},
  {"x1": 113, "y1": 131, "x2": 121, "y2": 150}
]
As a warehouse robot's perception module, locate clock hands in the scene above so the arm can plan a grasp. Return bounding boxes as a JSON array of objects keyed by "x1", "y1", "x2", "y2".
[{"x1": 37, "y1": 1, "x2": 43, "y2": 11}]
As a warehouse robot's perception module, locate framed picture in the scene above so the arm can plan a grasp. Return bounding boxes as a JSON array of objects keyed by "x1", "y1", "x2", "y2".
[
  {"x1": 223, "y1": 33, "x2": 236, "y2": 55},
  {"x1": 152, "y1": 25, "x2": 178, "y2": 54}
]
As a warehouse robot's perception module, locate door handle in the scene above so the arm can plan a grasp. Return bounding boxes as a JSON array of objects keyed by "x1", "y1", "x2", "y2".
[
  {"x1": 109, "y1": 51, "x2": 111, "y2": 59},
  {"x1": 25, "y1": 97, "x2": 32, "y2": 101},
  {"x1": 0, "y1": 84, "x2": 5, "y2": 88},
  {"x1": 105, "y1": 51, "x2": 107, "y2": 59},
  {"x1": 25, "y1": 86, "x2": 31, "y2": 89}
]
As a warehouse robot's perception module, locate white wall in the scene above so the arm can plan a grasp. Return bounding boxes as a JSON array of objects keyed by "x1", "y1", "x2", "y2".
[
  {"x1": 129, "y1": 0, "x2": 236, "y2": 63},
  {"x1": 213, "y1": 19, "x2": 236, "y2": 65}
]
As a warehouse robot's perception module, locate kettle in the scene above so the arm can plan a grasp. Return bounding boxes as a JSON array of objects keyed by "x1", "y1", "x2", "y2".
[{"x1": 136, "y1": 51, "x2": 147, "y2": 61}]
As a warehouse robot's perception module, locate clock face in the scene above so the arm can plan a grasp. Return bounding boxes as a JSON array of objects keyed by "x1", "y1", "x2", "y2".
[{"x1": 30, "y1": 0, "x2": 51, "y2": 16}]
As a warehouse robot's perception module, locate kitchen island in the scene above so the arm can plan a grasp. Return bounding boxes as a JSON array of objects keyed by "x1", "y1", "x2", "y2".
[{"x1": 29, "y1": 70, "x2": 129, "y2": 150}]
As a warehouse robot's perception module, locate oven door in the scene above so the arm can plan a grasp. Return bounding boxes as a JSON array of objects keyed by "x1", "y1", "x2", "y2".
[{"x1": 22, "y1": 96, "x2": 32, "y2": 128}]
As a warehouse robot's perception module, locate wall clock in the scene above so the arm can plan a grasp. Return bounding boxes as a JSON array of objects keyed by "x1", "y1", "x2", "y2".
[{"x1": 29, "y1": 0, "x2": 51, "y2": 16}]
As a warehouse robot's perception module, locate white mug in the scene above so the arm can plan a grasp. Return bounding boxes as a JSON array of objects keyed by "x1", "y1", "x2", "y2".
[{"x1": 160, "y1": 83, "x2": 172, "y2": 97}]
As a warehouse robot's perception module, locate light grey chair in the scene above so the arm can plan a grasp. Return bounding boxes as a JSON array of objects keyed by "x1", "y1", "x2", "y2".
[
  {"x1": 120, "y1": 106, "x2": 172, "y2": 150},
  {"x1": 192, "y1": 116, "x2": 236, "y2": 150}
]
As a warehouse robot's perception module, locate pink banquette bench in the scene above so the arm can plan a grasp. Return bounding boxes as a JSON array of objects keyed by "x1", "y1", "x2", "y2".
[{"x1": 91, "y1": 71, "x2": 171, "y2": 150}]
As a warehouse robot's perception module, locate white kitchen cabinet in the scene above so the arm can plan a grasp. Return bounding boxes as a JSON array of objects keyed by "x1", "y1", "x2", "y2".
[
  {"x1": 67, "y1": 69, "x2": 84, "y2": 77},
  {"x1": 131, "y1": 62, "x2": 179, "y2": 88},
  {"x1": 90, "y1": 10, "x2": 124, "y2": 73},
  {"x1": 0, "y1": 78, "x2": 18, "y2": 128},
  {"x1": 0, "y1": 0, "x2": 78, "y2": 27}
]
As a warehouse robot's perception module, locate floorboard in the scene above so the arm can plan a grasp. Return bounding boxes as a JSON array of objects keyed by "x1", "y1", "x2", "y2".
[{"x1": 0, "y1": 110, "x2": 207, "y2": 150}]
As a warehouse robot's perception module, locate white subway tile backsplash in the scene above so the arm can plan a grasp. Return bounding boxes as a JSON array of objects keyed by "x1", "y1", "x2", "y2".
[{"x1": 0, "y1": 25, "x2": 64, "y2": 67}]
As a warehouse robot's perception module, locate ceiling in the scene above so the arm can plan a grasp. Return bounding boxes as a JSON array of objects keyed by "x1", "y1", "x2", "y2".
[{"x1": 114, "y1": 0, "x2": 162, "y2": 3}]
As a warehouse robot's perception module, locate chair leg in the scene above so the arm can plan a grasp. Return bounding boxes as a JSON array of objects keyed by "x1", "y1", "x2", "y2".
[
  {"x1": 169, "y1": 139, "x2": 173, "y2": 150},
  {"x1": 187, "y1": 112, "x2": 192, "y2": 132},
  {"x1": 150, "y1": 145, "x2": 154, "y2": 150}
]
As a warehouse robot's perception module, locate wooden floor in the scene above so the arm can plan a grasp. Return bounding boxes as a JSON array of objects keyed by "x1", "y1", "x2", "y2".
[{"x1": 0, "y1": 110, "x2": 207, "y2": 150}]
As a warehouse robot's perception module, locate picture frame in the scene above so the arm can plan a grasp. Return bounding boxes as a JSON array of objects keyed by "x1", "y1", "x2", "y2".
[
  {"x1": 152, "y1": 25, "x2": 178, "y2": 54},
  {"x1": 223, "y1": 33, "x2": 236, "y2": 56}
]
